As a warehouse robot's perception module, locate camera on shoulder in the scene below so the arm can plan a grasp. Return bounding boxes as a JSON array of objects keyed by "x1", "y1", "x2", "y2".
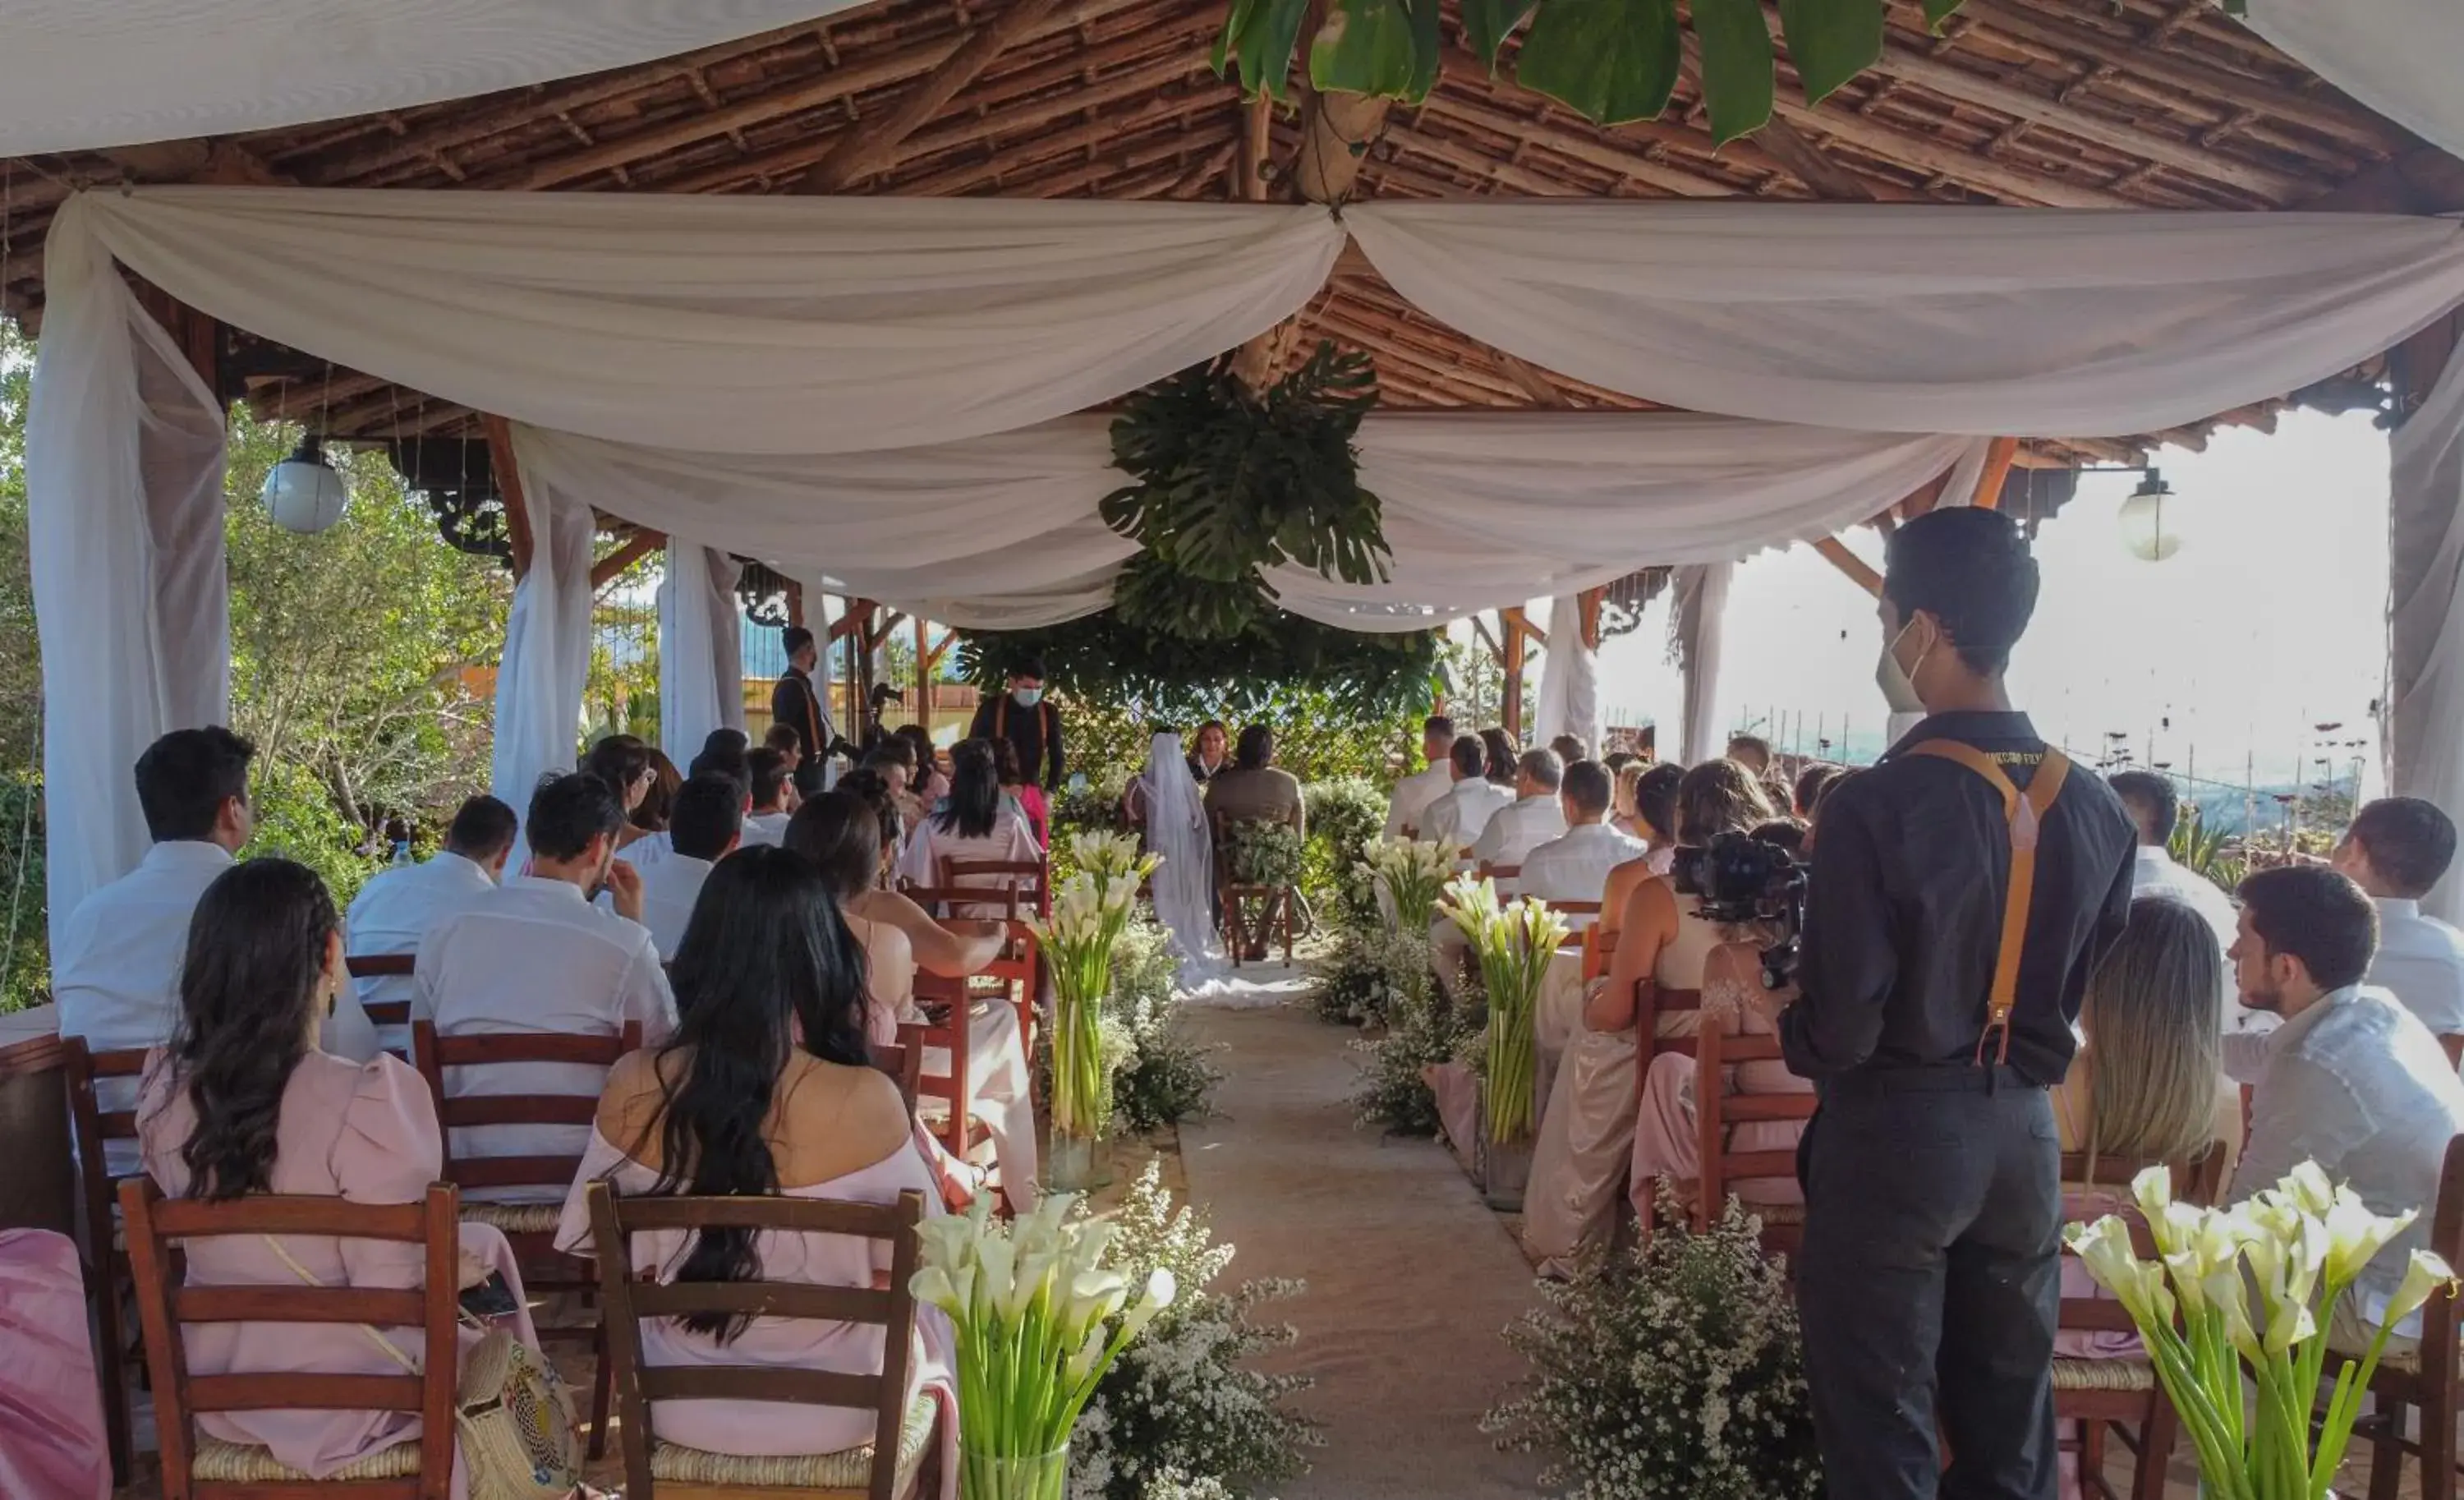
[{"x1": 1670, "y1": 830, "x2": 1808, "y2": 991}]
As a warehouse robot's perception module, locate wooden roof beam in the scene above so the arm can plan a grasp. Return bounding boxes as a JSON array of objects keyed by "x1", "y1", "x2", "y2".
[
  {"x1": 1755, "y1": 113, "x2": 1908, "y2": 200},
  {"x1": 890, "y1": 85, "x2": 1231, "y2": 196},
  {"x1": 1769, "y1": 87, "x2": 2135, "y2": 206},
  {"x1": 1381, "y1": 121, "x2": 1592, "y2": 196},
  {"x1": 1420, "y1": 90, "x2": 1754, "y2": 199},
  {"x1": 795, "y1": 0, "x2": 1071, "y2": 192}
]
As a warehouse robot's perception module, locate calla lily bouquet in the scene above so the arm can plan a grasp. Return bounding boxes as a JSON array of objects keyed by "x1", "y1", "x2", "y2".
[
  {"x1": 1031, "y1": 863, "x2": 1159, "y2": 1145},
  {"x1": 913, "y1": 1194, "x2": 1177, "y2": 1497},
  {"x1": 1365, "y1": 836, "x2": 1455, "y2": 933},
  {"x1": 1066, "y1": 831, "x2": 1153, "y2": 886},
  {"x1": 2066, "y1": 1162, "x2": 2457, "y2": 1500},
  {"x1": 1440, "y1": 874, "x2": 1571, "y2": 1143}
]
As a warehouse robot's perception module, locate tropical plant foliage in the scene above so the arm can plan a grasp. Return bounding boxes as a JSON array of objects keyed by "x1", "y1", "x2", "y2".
[
  {"x1": 1216, "y1": 0, "x2": 1960, "y2": 145},
  {"x1": 957, "y1": 617, "x2": 1441, "y2": 728}
]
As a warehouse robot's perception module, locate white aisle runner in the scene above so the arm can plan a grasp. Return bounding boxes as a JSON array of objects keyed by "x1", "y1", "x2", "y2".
[{"x1": 1179, "y1": 995, "x2": 1546, "y2": 1498}]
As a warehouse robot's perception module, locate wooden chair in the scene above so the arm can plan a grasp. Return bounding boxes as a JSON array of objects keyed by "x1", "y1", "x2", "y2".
[
  {"x1": 2341, "y1": 1131, "x2": 2464, "y2": 1500},
  {"x1": 346, "y1": 954, "x2": 416, "y2": 1059},
  {"x1": 586, "y1": 1181, "x2": 942, "y2": 1500},
  {"x1": 869, "y1": 1040, "x2": 922, "y2": 1116},
  {"x1": 2053, "y1": 1146, "x2": 2227, "y2": 1500},
  {"x1": 120, "y1": 1177, "x2": 460, "y2": 1499},
  {"x1": 410, "y1": 1019, "x2": 640, "y2": 1458},
  {"x1": 1581, "y1": 923, "x2": 1620, "y2": 985},
  {"x1": 940, "y1": 855, "x2": 1050, "y2": 920},
  {"x1": 62, "y1": 1036, "x2": 149, "y2": 1484},
  {"x1": 902, "y1": 882, "x2": 1041, "y2": 1056},
  {"x1": 1212, "y1": 812, "x2": 1296, "y2": 968},
  {"x1": 1690, "y1": 1024, "x2": 1818, "y2": 1249}
]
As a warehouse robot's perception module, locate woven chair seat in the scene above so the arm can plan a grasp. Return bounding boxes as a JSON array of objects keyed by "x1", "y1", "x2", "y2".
[
  {"x1": 459, "y1": 1200, "x2": 565, "y2": 1235},
  {"x1": 192, "y1": 1434, "x2": 424, "y2": 1482},
  {"x1": 2048, "y1": 1357, "x2": 2155, "y2": 1393},
  {"x1": 650, "y1": 1392, "x2": 937, "y2": 1495}
]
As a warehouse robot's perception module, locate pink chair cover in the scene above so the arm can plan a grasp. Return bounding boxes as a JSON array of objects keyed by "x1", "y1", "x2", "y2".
[{"x1": 0, "y1": 1228, "x2": 111, "y2": 1500}]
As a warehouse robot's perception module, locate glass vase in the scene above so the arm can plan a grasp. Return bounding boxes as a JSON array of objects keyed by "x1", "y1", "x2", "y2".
[
  {"x1": 1046, "y1": 1130, "x2": 1109, "y2": 1193},
  {"x1": 960, "y1": 1445, "x2": 1069, "y2": 1500}
]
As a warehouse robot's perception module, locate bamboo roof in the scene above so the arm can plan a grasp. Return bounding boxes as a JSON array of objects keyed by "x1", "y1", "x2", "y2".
[{"x1": 3, "y1": 0, "x2": 2457, "y2": 465}]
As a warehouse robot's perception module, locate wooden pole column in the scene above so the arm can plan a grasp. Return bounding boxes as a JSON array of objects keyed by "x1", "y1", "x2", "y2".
[
  {"x1": 1579, "y1": 588, "x2": 1604, "y2": 651},
  {"x1": 1501, "y1": 606, "x2": 1530, "y2": 743},
  {"x1": 913, "y1": 614, "x2": 932, "y2": 734},
  {"x1": 479, "y1": 414, "x2": 535, "y2": 581},
  {"x1": 1972, "y1": 437, "x2": 2024, "y2": 511}
]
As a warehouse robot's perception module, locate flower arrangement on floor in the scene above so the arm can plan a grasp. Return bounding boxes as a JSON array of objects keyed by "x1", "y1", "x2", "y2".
[
  {"x1": 1034, "y1": 836, "x2": 1162, "y2": 1189},
  {"x1": 1309, "y1": 924, "x2": 1433, "y2": 1028},
  {"x1": 1484, "y1": 1189, "x2": 1822, "y2": 1500},
  {"x1": 2066, "y1": 1162, "x2": 2458, "y2": 1500},
  {"x1": 1349, "y1": 947, "x2": 1473, "y2": 1138},
  {"x1": 1225, "y1": 819, "x2": 1305, "y2": 890},
  {"x1": 1363, "y1": 836, "x2": 1454, "y2": 934},
  {"x1": 1439, "y1": 875, "x2": 1569, "y2": 1150},
  {"x1": 1106, "y1": 914, "x2": 1221, "y2": 1134},
  {"x1": 913, "y1": 1194, "x2": 1179, "y2": 1500},
  {"x1": 1068, "y1": 1162, "x2": 1319, "y2": 1500},
  {"x1": 1301, "y1": 779, "x2": 1386, "y2": 932}
]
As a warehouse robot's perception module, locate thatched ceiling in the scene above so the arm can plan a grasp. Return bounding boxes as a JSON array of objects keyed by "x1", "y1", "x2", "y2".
[{"x1": 2, "y1": 0, "x2": 2455, "y2": 464}]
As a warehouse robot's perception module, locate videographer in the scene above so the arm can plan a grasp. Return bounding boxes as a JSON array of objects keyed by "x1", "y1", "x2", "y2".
[{"x1": 1779, "y1": 508, "x2": 2135, "y2": 1500}]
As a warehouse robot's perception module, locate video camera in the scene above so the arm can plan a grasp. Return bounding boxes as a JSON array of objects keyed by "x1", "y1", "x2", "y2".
[{"x1": 1670, "y1": 831, "x2": 1809, "y2": 991}]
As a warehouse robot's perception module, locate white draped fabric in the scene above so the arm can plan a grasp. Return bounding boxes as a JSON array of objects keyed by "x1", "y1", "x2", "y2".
[
  {"x1": 658, "y1": 542, "x2": 747, "y2": 768},
  {"x1": 1344, "y1": 202, "x2": 2464, "y2": 437},
  {"x1": 25, "y1": 230, "x2": 229, "y2": 929},
  {"x1": 1, "y1": 2, "x2": 867, "y2": 154},
  {"x1": 1530, "y1": 595, "x2": 1601, "y2": 757},
  {"x1": 2237, "y1": 1, "x2": 2464, "y2": 166},
  {"x1": 490, "y1": 464, "x2": 596, "y2": 841},
  {"x1": 2389, "y1": 336, "x2": 2464, "y2": 926},
  {"x1": 1675, "y1": 564, "x2": 1734, "y2": 766},
  {"x1": 51, "y1": 190, "x2": 1346, "y2": 454}
]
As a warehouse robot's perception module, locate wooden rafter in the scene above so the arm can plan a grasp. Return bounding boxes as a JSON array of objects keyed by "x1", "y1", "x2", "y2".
[
  {"x1": 795, "y1": 0, "x2": 1070, "y2": 192},
  {"x1": 591, "y1": 530, "x2": 668, "y2": 589},
  {"x1": 479, "y1": 414, "x2": 534, "y2": 582}
]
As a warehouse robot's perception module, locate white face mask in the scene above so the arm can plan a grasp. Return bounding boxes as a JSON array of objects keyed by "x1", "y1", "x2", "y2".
[
  {"x1": 1012, "y1": 687, "x2": 1043, "y2": 707},
  {"x1": 1876, "y1": 615, "x2": 1929, "y2": 715}
]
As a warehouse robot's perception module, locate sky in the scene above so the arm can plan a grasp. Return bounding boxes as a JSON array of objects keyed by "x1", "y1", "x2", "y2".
[{"x1": 1580, "y1": 407, "x2": 2393, "y2": 800}]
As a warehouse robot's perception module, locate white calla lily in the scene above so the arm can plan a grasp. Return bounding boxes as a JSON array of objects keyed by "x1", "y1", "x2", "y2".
[
  {"x1": 909, "y1": 1265, "x2": 963, "y2": 1317},
  {"x1": 2382, "y1": 1249, "x2": 2460, "y2": 1331}
]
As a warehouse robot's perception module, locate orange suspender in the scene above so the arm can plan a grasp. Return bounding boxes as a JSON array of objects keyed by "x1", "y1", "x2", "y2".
[{"x1": 1901, "y1": 740, "x2": 2072, "y2": 1066}]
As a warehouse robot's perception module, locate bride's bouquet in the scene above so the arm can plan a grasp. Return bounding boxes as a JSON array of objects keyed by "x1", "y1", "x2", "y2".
[{"x1": 1365, "y1": 836, "x2": 1455, "y2": 933}]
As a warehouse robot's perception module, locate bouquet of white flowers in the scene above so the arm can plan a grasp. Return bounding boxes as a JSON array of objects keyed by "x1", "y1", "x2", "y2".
[
  {"x1": 1439, "y1": 874, "x2": 1570, "y2": 1144},
  {"x1": 1363, "y1": 836, "x2": 1455, "y2": 933},
  {"x1": 2066, "y1": 1162, "x2": 2457, "y2": 1500},
  {"x1": 1031, "y1": 861, "x2": 1160, "y2": 1186},
  {"x1": 913, "y1": 1194, "x2": 1177, "y2": 1500},
  {"x1": 1067, "y1": 831, "x2": 1152, "y2": 884}
]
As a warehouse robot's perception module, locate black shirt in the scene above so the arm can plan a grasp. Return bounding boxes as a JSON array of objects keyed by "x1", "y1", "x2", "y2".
[
  {"x1": 1780, "y1": 711, "x2": 2135, "y2": 1088},
  {"x1": 968, "y1": 694, "x2": 1064, "y2": 791},
  {"x1": 770, "y1": 670, "x2": 834, "y2": 794}
]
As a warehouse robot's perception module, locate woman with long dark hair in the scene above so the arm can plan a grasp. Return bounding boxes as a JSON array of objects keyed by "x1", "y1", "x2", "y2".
[
  {"x1": 894, "y1": 724, "x2": 949, "y2": 806},
  {"x1": 894, "y1": 738, "x2": 1039, "y2": 911},
  {"x1": 584, "y1": 733, "x2": 658, "y2": 849},
  {"x1": 792, "y1": 792, "x2": 1041, "y2": 1209},
  {"x1": 136, "y1": 858, "x2": 540, "y2": 1483},
  {"x1": 555, "y1": 846, "x2": 956, "y2": 1469}
]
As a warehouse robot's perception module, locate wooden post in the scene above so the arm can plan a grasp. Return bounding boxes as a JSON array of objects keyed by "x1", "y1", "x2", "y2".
[
  {"x1": 913, "y1": 614, "x2": 932, "y2": 734},
  {"x1": 1972, "y1": 437, "x2": 2024, "y2": 511},
  {"x1": 1813, "y1": 537, "x2": 1884, "y2": 597},
  {"x1": 589, "y1": 530, "x2": 665, "y2": 590},
  {"x1": 786, "y1": 582, "x2": 806, "y2": 629},
  {"x1": 479, "y1": 414, "x2": 534, "y2": 582},
  {"x1": 1579, "y1": 588, "x2": 1604, "y2": 651},
  {"x1": 1501, "y1": 606, "x2": 1530, "y2": 743}
]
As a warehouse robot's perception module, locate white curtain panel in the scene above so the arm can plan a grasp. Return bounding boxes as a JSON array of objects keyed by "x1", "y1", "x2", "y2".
[
  {"x1": 51, "y1": 189, "x2": 1346, "y2": 453},
  {"x1": 490, "y1": 458, "x2": 596, "y2": 844},
  {"x1": 2388, "y1": 335, "x2": 2464, "y2": 925},
  {"x1": 1675, "y1": 563, "x2": 1733, "y2": 766},
  {"x1": 1530, "y1": 593, "x2": 1601, "y2": 757},
  {"x1": 25, "y1": 228, "x2": 229, "y2": 936},
  {"x1": 659, "y1": 541, "x2": 747, "y2": 766},
  {"x1": 2238, "y1": 0, "x2": 2464, "y2": 167},
  {"x1": 1346, "y1": 202, "x2": 2464, "y2": 437},
  {"x1": 3, "y1": 1, "x2": 868, "y2": 154}
]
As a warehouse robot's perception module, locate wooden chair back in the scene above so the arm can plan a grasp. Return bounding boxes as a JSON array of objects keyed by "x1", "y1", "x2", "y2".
[
  {"x1": 1210, "y1": 811, "x2": 1296, "y2": 968},
  {"x1": 1691, "y1": 1025, "x2": 1819, "y2": 1233},
  {"x1": 410, "y1": 1019, "x2": 641, "y2": 1201},
  {"x1": 1582, "y1": 924, "x2": 1620, "y2": 984},
  {"x1": 894, "y1": 1011, "x2": 979, "y2": 1169},
  {"x1": 1642, "y1": 982, "x2": 1704, "y2": 1058},
  {"x1": 2334, "y1": 1132, "x2": 2464, "y2": 1500},
  {"x1": 120, "y1": 1176, "x2": 460, "y2": 1500},
  {"x1": 870, "y1": 1039, "x2": 922, "y2": 1115},
  {"x1": 903, "y1": 885, "x2": 1042, "y2": 1057},
  {"x1": 346, "y1": 955, "x2": 417, "y2": 1044},
  {"x1": 62, "y1": 1036, "x2": 149, "y2": 1481},
  {"x1": 1476, "y1": 862, "x2": 1521, "y2": 887},
  {"x1": 1547, "y1": 900, "x2": 1602, "y2": 950},
  {"x1": 586, "y1": 1181, "x2": 930, "y2": 1500},
  {"x1": 940, "y1": 856, "x2": 1050, "y2": 919}
]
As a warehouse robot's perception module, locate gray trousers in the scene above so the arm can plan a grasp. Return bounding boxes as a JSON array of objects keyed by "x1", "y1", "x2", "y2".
[{"x1": 1795, "y1": 1070, "x2": 2062, "y2": 1500}]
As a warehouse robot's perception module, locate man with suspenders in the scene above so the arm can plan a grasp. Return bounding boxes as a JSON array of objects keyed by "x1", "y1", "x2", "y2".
[
  {"x1": 1780, "y1": 508, "x2": 2136, "y2": 1500},
  {"x1": 968, "y1": 654, "x2": 1064, "y2": 792}
]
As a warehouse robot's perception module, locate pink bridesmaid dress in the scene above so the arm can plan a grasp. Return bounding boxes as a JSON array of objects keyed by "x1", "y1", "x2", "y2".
[{"x1": 0, "y1": 1228, "x2": 111, "y2": 1500}]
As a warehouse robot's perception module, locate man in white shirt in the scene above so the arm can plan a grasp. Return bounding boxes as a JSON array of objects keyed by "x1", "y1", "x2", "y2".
[
  {"x1": 418, "y1": 771, "x2": 678, "y2": 1201},
  {"x1": 1384, "y1": 715, "x2": 1459, "y2": 839},
  {"x1": 1519, "y1": 760, "x2": 1648, "y2": 928},
  {"x1": 2108, "y1": 770, "x2": 2257, "y2": 1031},
  {"x1": 638, "y1": 772, "x2": 744, "y2": 958},
  {"x1": 1423, "y1": 734, "x2": 1513, "y2": 857},
  {"x1": 343, "y1": 794, "x2": 516, "y2": 1059},
  {"x1": 54, "y1": 726, "x2": 255, "y2": 1174},
  {"x1": 739, "y1": 747, "x2": 795, "y2": 847},
  {"x1": 2332, "y1": 796, "x2": 2464, "y2": 1046},
  {"x1": 1470, "y1": 748, "x2": 1572, "y2": 891},
  {"x1": 2224, "y1": 865, "x2": 2464, "y2": 1355}
]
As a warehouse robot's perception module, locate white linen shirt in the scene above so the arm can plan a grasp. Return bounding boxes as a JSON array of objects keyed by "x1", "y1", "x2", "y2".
[
  {"x1": 638, "y1": 853, "x2": 715, "y2": 959},
  {"x1": 1470, "y1": 796, "x2": 1570, "y2": 889},
  {"x1": 2366, "y1": 897, "x2": 2464, "y2": 1040},
  {"x1": 2131, "y1": 845, "x2": 2264, "y2": 1033},
  {"x1": 1424, "y1": 779, "x2": 1513, "y2": 854},
  {"x1": 344, "y1": 851, "x2": 496, "y2": 1058},
  {"x1": 54, "y1": 840, "x2": 232, "y2": 1174},
  {"x1": 896, "y1": 810, "x2": 1042, "y2": 916},
  {"x1": 740, "y1": 811, "x2": 793, "y2": 849},
  {"x1": 416, "y1": 875, "x2": 678, "y2": 1200},
  {"x1": 2223, "y1": 984, "x2": 2464, "y2": 1335},
  {"x1": 1385, "y1": 763, "x2": 1454, "y2": 839},
  {"x1": 1518, "y1": 821, "x2": 1649, "y2": 928}
]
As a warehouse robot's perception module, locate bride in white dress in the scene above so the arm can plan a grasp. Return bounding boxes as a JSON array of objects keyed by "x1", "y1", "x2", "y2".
[{"x1": 1134, "y1": 730, "x2": 1239, "y2": 999}]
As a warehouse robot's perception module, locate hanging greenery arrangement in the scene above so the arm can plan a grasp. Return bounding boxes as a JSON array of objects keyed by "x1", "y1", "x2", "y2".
[
  {"x1": 957, "y1": 612, "x2": 1441, "y2": 721},
  {"x1": 1215, "y1": 0, "x2": 1962, "y2": 145}
]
